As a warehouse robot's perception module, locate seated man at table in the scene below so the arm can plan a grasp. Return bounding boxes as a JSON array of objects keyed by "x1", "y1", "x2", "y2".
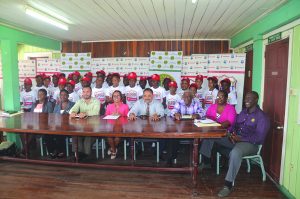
[
  {"x1": 69, "y1": 86, "x2": 100, "y2": 160},
  {"x1": 165, "y1": 90, "x2": 205, "y2": 166},
  {"x1": 199, "y1": 91, "x2": 270, "y2": 197},
  {"x1": 128, "y1": 88, "x2": 164, "y2": 121}
]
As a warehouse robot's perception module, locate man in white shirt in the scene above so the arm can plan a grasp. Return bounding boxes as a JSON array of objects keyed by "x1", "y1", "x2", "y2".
[{"x1": 125, "y1": 72, "x2": 143, "y2": 109}]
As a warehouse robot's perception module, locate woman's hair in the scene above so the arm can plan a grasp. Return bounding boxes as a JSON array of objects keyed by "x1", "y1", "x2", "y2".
[
  {"x1": 112, "y1": 90, "x2": 122, "y2": 99},
  {"x1": 36, "y1": 88, "x2": 48, "y2": 108},
  {"x1": 60, "y1": 89, "x2": 69, "y2": 96},
  {"x1": 208, "y1": 78, "x2": 219, "y2": 90}
]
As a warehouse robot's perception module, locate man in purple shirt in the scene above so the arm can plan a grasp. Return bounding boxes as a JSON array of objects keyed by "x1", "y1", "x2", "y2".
[{"x1": 200, "y1": 91, "x2": 270, "y2": 197}]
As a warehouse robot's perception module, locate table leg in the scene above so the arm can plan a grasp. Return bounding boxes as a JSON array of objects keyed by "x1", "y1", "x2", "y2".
[
  {"x1": 192, "y1": 138, "x2": 200, "y2": 196},
  {"x1": 131, "y1": 138, "x2": 134, "y2": 164},
  {"x1": 24, "y1": 134, "x2": 29, "y2": 159},
  {"x1": 74, "y1": 136, "x2": 79, "y2": 163}
]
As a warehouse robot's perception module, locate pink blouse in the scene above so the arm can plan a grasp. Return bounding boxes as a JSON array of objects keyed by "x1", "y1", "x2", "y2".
[
  {"x1": 206, "y1": 104, "x2": 237, "y2": 127},
  {"x1": 105, "y1": 103, "x2": 129, "y2": 117}
]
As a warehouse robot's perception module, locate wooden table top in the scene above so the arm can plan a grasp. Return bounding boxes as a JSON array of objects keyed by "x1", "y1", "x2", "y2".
[{"x1": 0, "y1": 112, "x2": 226, "y2": 138}]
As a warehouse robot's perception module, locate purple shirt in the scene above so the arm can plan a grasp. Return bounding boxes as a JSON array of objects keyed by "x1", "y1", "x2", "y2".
[
  {"x1": 171, "y1": 99, "x2": 205, "y2": 118},
  {"x1": 233, "y1": 106, "x2": 270, "y2": 145}
]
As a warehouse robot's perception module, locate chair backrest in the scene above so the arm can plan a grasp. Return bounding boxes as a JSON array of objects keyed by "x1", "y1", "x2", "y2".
[{"x1": 257, "y1": 145, "x2": 263, "y2": 155}]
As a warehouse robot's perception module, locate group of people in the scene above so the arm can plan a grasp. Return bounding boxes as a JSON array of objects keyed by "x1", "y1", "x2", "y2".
[{"x1": 19, "y1": 70, "x2": 270, "y2": 197}]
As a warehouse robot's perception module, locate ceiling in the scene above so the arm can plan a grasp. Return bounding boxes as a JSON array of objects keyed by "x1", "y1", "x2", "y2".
[{"x1": 0, "y1": 0, "x2": 286, "y2": 42}]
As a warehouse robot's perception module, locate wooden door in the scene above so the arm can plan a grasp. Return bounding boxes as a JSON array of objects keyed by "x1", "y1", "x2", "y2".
[
  {"x1": 263, "y1": 38, "x2": 289, "y2": 183},
  {"x1": 243, "y1": 50, "x2": 253, "y2": 106}
]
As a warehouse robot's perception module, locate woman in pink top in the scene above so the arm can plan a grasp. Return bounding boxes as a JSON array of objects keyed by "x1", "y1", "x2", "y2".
[
  {"x1": 206, "y1": 90, "x2": 236, "y2": 129},
  {"x1": 105, "y1": 90, "x2": 129, "y2": 159}
]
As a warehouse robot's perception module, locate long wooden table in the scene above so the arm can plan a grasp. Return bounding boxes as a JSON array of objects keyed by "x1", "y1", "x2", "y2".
[{"x1": 0, "y1": 112, "x2": 226, "y2": 194}]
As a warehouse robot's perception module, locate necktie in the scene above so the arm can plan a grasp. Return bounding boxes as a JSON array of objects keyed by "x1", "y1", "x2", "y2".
[{"x1": 146, "y1": 103, "x2": 150, "y2": 116}]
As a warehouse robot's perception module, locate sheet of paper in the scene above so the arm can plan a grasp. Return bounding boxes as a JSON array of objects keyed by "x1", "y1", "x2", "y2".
[
  {"x1": 194, "y1": 122, "x2": 221, "y2": 127},
  {"x1": 103, "y1": 115, "x2": 120, "y2": 120}
]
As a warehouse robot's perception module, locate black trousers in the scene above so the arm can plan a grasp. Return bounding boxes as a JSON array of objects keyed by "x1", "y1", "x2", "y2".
[{"x1": 44, "y1": 135, "x2": 66, "y2": 154}]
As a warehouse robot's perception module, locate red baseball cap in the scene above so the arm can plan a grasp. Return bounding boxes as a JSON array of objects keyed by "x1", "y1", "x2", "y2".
[
  {"x1": 67, "y1": 80, "x2": 76, "y2": 86},
  {"x1": 221, "y1": 78, "x2": 231, "y2": 85},
  {"x1": 81, "y1": 76, "x2": 91, "y2": 82},
  {"x1": 151, "y1": 74, "x2": 160, "y2": 81},
  {"x1": 67, "y1": 73, "x2": 73, "y2": 80},
  {"x1": 96, "y1": 70, "x2": 106, "y2": 76},
  {"x1": 73, "y1": 71, "x2": 81, "y2": 77},
  {"x1": 181, "y1": 77, "x2": 190, "y2": 85},
  {"x1": 195, "y1": 75, "x2": 203, "y2": 81},
  {"x1": 24, "y1": 78, "x2": 32, "y2": 85},
  {"x1": 43, "y1": 75, "x2": 51, "y2": 80},
  {"x1": 85, "y1": 72, "x2": 93, "y2": 78},
  {"x1": 128, "y1": 72, "x2": 137, "y2": 80},
  {"x1": 168, "y1": 81, "x2": 178, "y2": 88},
  {"x1": 189, "y1": 83, "x2": 198, "y2": 89},
  {"x1": 58, "y1": 78, "x2": 67, "y2": 85},
  {"x1": 52, "y1": 72, "x2": 61, "y2": 77},
  {"x1": 139, "y1": 76, "x2": 147, "y2": 81},
  {"x1": 207, "y1": 76, "x2": 218, "y2": 82}
]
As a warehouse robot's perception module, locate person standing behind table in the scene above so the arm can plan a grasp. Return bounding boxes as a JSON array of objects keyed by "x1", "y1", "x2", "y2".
[
  {"x1": 195, "y1": 75, "x2": 205, "y2": 104},
  {"x1": 77, "y1": 76, "x2": 91, "y2": 99},
  {"x1": 203, "y1": 76, "x2": 219, "y2": 110},
  {"x1": 150, "y1": 74, "x2": 167, "y2": 109},
  {"x1": 52, "y1": 78, "x2": 67, "y2": 104},
  {"x1": 20, "y1": 78, "x2": 35, "y2": 112},
  {"x1": 162, "y1": 77, "x2": 171, "y2": 96},
  {"x1": 165, "y1": 81, "x2": 181, "y2": 117},
  {"x1": 177, "y1": 77, "x2": 190, "y2": 98},
  {"x1": 33, "y1": 73, "x2": 45, "y2": 100},
  {"x1": 220, "y1": 78, "x2": 237, "y2": 106},
  {"x1": 69, "y1": 86, "x2": 100, "y2": 160},
  {"x1": 105, "y1": 73, "x2": 125, "y2": 104},
  {"x1": 138, "y1": 76, "x2": 147, "y2": 90},
  {"x1": 105, "y1": 90, "x2": 129, "y2": 159},
  {"x1": 66, "y1": 80, "x2": 80, "y2": 103},
  {"x1": 96, "y1": 70, "x2": 109, "y2": 88},
  {"x1": 125, "y1": 72, "x2": 143, "y2": 109},
  {"x1": 72, "y1": 71, "x2": 82, "y2": 93},
  {"x1": 92, "y1": 75, "x2": 107, "y2": 115},
  {"x1": 200, "y1": 91, "x2": 269, "y2": 197},
  {"x1": 46, "y1": 89, "x2": 75, "y2": 159}
]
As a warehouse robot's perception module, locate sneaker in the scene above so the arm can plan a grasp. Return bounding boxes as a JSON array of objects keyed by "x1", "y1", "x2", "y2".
[
  {"x1": 111, "y1": 149, "x2": 117, "y2": 159},
  {"x1": 151, "y1": 142, "x2": 156, "y2": 147},
  {"x1": 107, "y1": 148, "x2": 112, "y2": 155},
  {"x1": 217, "y1": 186, "x2": 232, "y2": 197}
]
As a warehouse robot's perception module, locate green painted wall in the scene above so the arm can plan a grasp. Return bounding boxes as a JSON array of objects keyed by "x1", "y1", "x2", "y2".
[
  {"x1": 282, "y1": 25, "x2": 300, "y2": 199},
  {"x1": 0, "y1": 24, "x2": 61, "y2": 147},
  {"x1": 231, "y1": 1, "x2": 300, "y2": 198}
]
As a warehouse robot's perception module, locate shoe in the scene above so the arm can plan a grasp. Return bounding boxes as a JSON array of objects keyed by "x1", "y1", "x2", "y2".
[
  {"x1": 217, "y1": 186, "x2": 232, "y2": 197},
  {"x1": 107, "y1": 148, "x2": 112, "y2": 155},
  {"x1": 49, "y1": 152, "x2": 57, "y2": 159},
  {"x1": 199, "y1": 162, "x2": 211, "y2": 170},
  {"x1": 111, "y1": 149, "x2": 117, "y2": 159},
  {"x1": 151, "y1": 142, "x2": 155, "y2": 147},
  {"x1": 57, "y1": 152, "x2": 65, "y2": 158}
]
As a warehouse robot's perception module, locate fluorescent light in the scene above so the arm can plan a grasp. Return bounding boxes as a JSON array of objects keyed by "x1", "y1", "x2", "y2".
[
  {"x1": 192, "y1": 0, "x2": 197, "y2": 4},
  {"x1": 25, "y1": 6, "x2": 69, "y2": 31}
]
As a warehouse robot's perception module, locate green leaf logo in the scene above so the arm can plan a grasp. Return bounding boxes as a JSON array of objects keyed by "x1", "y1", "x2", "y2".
[
  {"x1": 158, "y1": 56, "x2": 162, "y2": 60},
  {"x1": 151, "y1": 52, "x2": 155, "y2": 55},
  {"x1": 164, "y1": 60, "x2": 168, "y2": 64},
  {"x1": 177, "y1": 61, "x2": 181, "y2": 64},
  {"x1": 170, "y1": 65, "x2": 174, "y2": 69},
  {"x1": 62, "y1": 53, "x2": 66, "y2": 57},
  {"x1": 75, "y1": 53, "x2": 78, "y2": 57},
  {"x1": 178, "y1": 52, "x2": 182, "y2": 56},
  {"x1": 157, "y1": 64, "x2": 161, "y2": 68},
  {"x1": 69, "y1": 65, "x2": 72, "y2": 69},
  {"x1": 151, "y1": 60, "x2": 155, "y2": 64},
  {"x1": 74, "y1": 61, "x2": 78, "y2": 65},
  {"x1": 69, "y1": 57, "x2": 72, "y2": 61},
  {"x1": 170, "y1": 56, "x2": 174, "y2": 60},
  {"x1": 165, "y1": 52, "x2": 168, "y2": 56},
  {"x1": 80, "y1": 58, "x2": 84, "y2": 61}
]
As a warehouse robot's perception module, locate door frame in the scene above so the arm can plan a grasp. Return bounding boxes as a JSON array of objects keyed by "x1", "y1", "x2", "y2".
[{"x1": 261, "y1": 28, "x2": 293, "y2": 185}]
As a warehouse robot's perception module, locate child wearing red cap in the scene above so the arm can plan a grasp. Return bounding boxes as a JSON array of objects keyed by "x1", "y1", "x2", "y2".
[
  {"x1": 33, "y1": 74, "x2": 45, "y2": 100},
  {"x1": 150, "y1": 74, "x2": 167, "y2": 108},
  {"x1": 125, "y1": 72, "x2": 143, "y2": 109},
  {"x1": 123, "y1": 74, "x2": 129, "y2": 87},
  {"x1": 163, "y1": 78, "x2": 171, "y2": 96},
  {"x1": 72, "y1": 71, "x2": 82, "y2": 93},
  {"x1": 20, "y1": 78, "x2": 36, "y2": 112},
  {"x1": 177, "y1": 77, "x2": 190, "y2": 98},
  {"x1": 195, "y1": 75, "x2": 205, "y2": 103},
  {"x1": 66, "y1": 80, "x2": 80, "y2": 103},
  {"x1": 203, "y1": 76, "x2": 219, "y2": 110},
  {"x1": 105, "y1": 73, "x2": 125, "y2": 103},
  {"x1": 165, "y1": 81, "x2": 181, "y2": 116},
  {"x1": 96, "y1": 70, "x2": 109, "y2": 88},
  {"x1": 220, "y1": 78, "x2": 238, "y2": 106},
  {"x1": 138, "y1": 76, "x2": 147, "y2": 90},
  {"x1": 92, "y1": 75, "x2": 107, "y2": 115},
  {"x1": 77, "y1": 76, "x2": 91, "y2": 99},
  {"x1": 53, "y1": 78, "x2": 67, "y2": 103}
]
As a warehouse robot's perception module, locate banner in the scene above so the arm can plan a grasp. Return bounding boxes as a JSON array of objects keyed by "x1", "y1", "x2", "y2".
[
  {"x1": 60, "y1": 52, "x2": 91, "y2": 71},
  {"x1": 37, "y1": 58, "x2": 61, "y2": 74}
]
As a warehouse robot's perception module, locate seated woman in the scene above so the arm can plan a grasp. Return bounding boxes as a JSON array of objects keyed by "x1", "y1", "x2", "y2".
[
  {"x1": 22, "y1": 89, "x2": 54, "y2": 157},
  {"x1": 47, "y1": 89, "x2": 75, "y2": 158},
  {"x1": 105, "y1": 90, "x2": 129, "y2": 159},
  {"x1": 205, "y1": 90, "x2": 236, "y2": 129}
]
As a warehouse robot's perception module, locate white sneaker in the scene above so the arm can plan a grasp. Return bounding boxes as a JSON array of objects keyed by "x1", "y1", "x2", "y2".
[
  {"x1": 107, "y1": 148, "x2": 112, "y2": 155},
  {"x1": 111, "y1": 149, "x2": 117, "y2": 159}
]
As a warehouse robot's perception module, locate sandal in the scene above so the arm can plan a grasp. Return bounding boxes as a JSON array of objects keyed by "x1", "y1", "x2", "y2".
[
  {"x1": 107, "y1": 148, "x2": 112, "y2": 155},
  {"x1": 110, "y1": 149, "x2": 117, "y2": 159}
]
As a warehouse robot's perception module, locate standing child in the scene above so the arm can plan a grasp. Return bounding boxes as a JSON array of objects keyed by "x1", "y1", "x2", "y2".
[
  {"x1": 105, "y1": 73, "x2": 125, "y2": 103},
  {"x1": 165, "y1": 81, "x2": 181, "y2": 116},
  {"x1": 163, "y1": 77, "x2": 171, "y2": 96},
  {"x1": 220, "y1": 78, "x2": 237, "y2": 106},
  {"x1": 52, "y1": 78, "x2": 67, "y2": 104},
  {"x1": 203, "y1": 76, "x2": 219, "y2": 110},
  {"x1": 92, "y1": 75, "x2": 107, "y2": 115},
  {"x1": 195, "y1": 75, "x2": 205, "y2": 104},
  {"x1": 20, "y1": 78, "x2": 36, "y2": 112},
  {"x1": 66, "y1": 80, "x2": 79, "y2": 103},
  {"x1": 150, "y1": 74, "x2": 166, "y2": 108},
  {"x1": 177, "y1": 77, "x2": 190, "y2": 98},
  {"x1": 125, "y1": 72, "x2": 143, "y2": 109},
  {"x1": 138, "y1": 76, "x2": 147, "y2": 90},
  {"x1": 77, "y1": 76, "x2": 91, "y2": 99}
]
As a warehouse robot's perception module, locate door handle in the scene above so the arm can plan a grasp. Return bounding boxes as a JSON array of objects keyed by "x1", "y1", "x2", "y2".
[{"x1": 276, "y1": 126, "x2": 284, "y2": 130}]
